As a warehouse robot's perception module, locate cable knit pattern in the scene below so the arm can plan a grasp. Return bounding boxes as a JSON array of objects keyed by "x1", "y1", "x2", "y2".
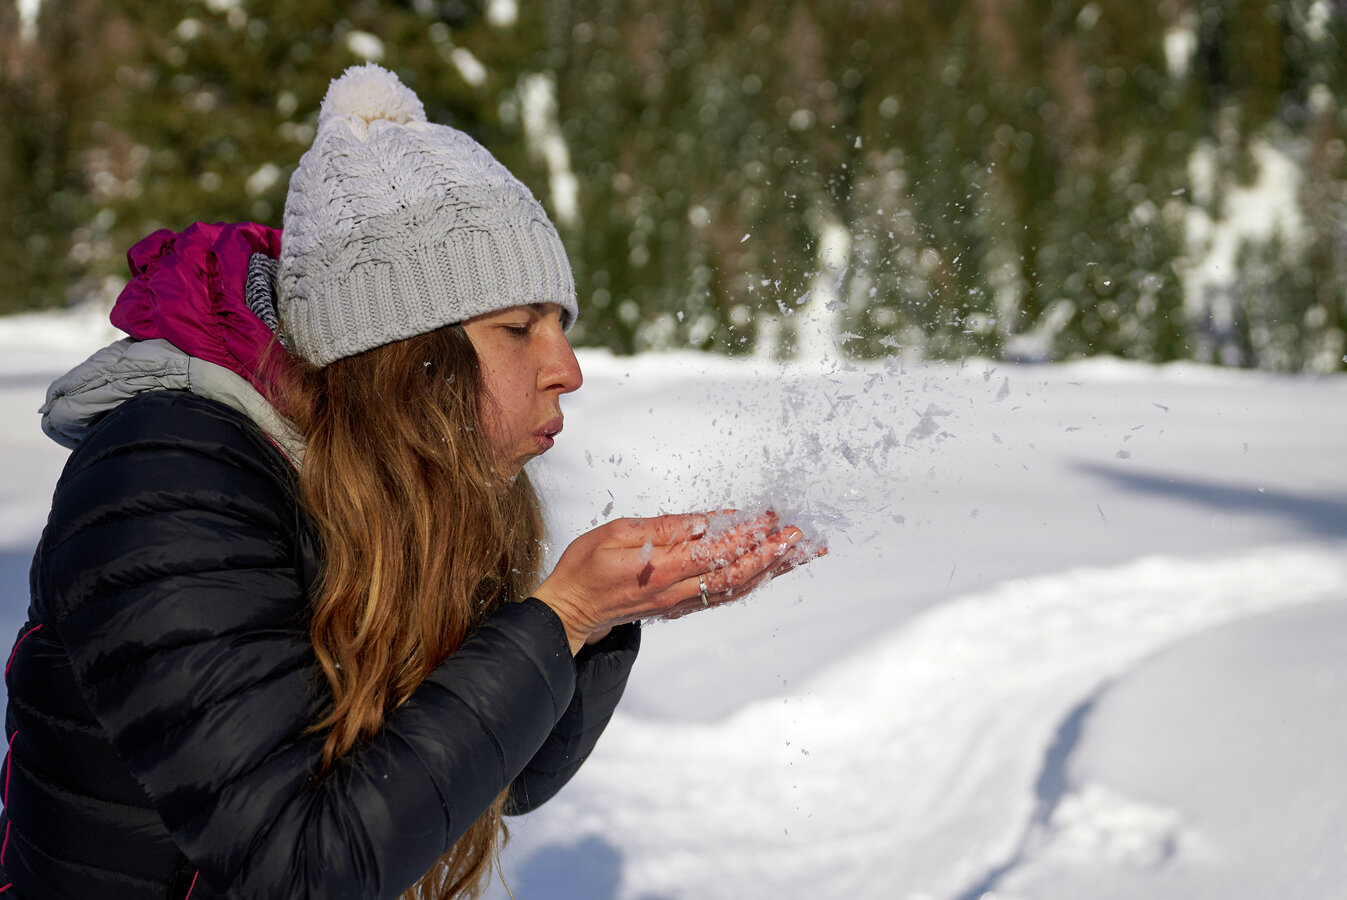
[{"x1": 278, "y1": 64, "x2": 577, "y2": 366}]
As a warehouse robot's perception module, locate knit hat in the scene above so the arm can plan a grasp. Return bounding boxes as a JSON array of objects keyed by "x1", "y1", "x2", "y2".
[{"x1": 277, "y1": 63, "x2": 577, "y2": 366}]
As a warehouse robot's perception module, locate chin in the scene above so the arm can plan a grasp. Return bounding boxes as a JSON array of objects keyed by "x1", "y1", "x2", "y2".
[{"x1": 495, "y1": 457, "x2": 531, "y2": 484}]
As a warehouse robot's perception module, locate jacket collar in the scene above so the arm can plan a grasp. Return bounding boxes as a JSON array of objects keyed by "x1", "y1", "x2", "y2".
[{"x1": 41, "y1": 337, "x2": 306, "y2": 468}]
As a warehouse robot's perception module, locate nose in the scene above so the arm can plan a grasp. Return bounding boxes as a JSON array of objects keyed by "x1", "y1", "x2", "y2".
[{"x1": 540, "y1": 328, "x2": 583, "y2": 395}]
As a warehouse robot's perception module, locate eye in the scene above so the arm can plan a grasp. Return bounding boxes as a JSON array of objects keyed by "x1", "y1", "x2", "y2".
[{"x1": 503, "y1": 322, "x2": 531, "y2": 337}]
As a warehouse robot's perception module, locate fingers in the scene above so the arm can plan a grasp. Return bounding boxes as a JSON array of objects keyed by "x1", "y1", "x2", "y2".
[
  {"x1": 612, "y1": 512, "x2": 710, "y2": 547},
  {"x1": 758, "y1": 539, "x2": 827, "y2": 582},
  {"x1": 607, "y1": 509, "x2": 779, "y2": 557},
  {"x1": 715, "y1": 524, "x2": 801, "y2": 586},
  {"x1": 593, "y1": 510, "x2": 821, "y2": 618},
  {"x1": 655, "y1": 525, "x2": 825, "y2": 617},
  {"x1": 613, "y1": 510, "x2": 780, "y2": 586},
  {"x1": 688, "y1": 510, "x2": 781, "y2": 567}
]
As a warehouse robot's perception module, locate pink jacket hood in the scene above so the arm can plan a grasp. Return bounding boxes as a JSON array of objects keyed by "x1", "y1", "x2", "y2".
[
  {"x1": 112, "y1": 221, "x2": 284, "y2": 394},
  {"x1": 41, "y1": 221, "x2": 305, "y2": 466}
]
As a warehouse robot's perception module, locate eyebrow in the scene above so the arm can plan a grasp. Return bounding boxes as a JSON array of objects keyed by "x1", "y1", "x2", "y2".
[
  {"x1": 486, "y1": 302, "x2": 567, "y2": 327},
  {"x1": 526, "y1": 302, "x2": 570, "y2": 322}
]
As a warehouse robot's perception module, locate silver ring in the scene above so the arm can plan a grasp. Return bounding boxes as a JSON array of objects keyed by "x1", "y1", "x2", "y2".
[{"x1": 698, "y1": 576, "x2": 710, "y2": 607}]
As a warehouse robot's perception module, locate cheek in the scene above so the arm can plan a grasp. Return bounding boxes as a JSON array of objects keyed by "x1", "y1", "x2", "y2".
[
  {"x1": 477, "y1": 368, "x2": 531, "y2": 436},
  {"x1": 477, "y1": 345, "x2": 527, "y2": 398},
  {"x1": 481, "y1": 367, "x2": 527, "y2": 408}
]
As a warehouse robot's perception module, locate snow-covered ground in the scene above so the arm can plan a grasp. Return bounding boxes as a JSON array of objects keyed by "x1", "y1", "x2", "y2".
[{"x1": 2, "y1": 308, "x2": 1345, "y2": 899}]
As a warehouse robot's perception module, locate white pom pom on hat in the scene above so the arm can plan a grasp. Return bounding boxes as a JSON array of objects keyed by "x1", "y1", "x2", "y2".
[
  {"x1": 318, "y1": 62, "x2": 426, "y2": 137},
  {"x1": 278, "y1": 63, "x2": 578, "y2": 367}
]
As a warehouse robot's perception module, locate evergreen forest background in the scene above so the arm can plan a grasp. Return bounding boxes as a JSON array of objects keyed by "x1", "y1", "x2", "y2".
[{"x1": 2, "y1": 0, "x2": 1345, "y2": 371}]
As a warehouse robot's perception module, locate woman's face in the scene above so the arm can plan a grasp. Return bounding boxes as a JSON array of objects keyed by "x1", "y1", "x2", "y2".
[{"x1": 461, "y1": 302, "x2": 583, "y2": 477}]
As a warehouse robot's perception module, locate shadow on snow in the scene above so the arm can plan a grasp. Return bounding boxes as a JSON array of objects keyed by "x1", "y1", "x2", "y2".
[{"x1": 1074, "y1": 463, "x2": 1347, "y2": 540}]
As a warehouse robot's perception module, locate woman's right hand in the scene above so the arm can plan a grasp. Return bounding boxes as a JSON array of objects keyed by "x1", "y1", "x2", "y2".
[{"x1": 531, "y1": 511, "x2": 824, "y2": 654}]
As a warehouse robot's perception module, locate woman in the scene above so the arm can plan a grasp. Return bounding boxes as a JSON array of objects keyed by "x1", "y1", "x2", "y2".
[{"x1": 0, "y1": 65, "x2": 818, "y2": 899}]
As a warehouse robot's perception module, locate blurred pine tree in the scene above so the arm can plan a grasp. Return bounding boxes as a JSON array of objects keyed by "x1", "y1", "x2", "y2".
[
  {"x1": 0, "y1": 0, "x2": 119, "y2": 313},
  {"x1": 0, "y1": 0, "x2": 1342, "y2": 370}
]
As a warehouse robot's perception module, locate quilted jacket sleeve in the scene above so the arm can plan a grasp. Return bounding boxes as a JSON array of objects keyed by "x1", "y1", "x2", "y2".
[
  {"x1": 34, "y1": 391, "x2": 616, "y2": 899},
  {"x1": 506, "y1": 621, "x2": 640, "y2": 814}
]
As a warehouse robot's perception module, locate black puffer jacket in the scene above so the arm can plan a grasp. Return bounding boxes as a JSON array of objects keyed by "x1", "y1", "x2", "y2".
[{"x1": 1, "y1": 389, "x2": 638, "y2": 899}]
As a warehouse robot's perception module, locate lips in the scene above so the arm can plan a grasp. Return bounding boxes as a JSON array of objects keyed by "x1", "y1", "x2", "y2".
[{"x1": 533, "y1": 417, "x2": 564, "y2": 452}]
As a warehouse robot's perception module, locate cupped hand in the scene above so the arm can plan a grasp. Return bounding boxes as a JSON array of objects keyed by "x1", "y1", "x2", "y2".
[{"x1": 531, "y1": 511, "x2": 826, "y2": 654}]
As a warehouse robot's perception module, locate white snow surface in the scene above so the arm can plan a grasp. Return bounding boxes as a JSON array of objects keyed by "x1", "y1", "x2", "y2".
[{"x1": 2, "y1": 310, "x2": 1345, "y2": 899}]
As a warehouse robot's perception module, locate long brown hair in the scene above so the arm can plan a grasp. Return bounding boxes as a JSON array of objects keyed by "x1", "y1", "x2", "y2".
[{"x1": 281, "y1": 324, "x2": 545, "y2": 899}]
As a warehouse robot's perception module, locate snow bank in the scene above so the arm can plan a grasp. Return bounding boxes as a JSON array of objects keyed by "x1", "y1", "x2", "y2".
[
  {"x1": 491, "y1": 545, "x2": 1347, "y2": 900},
  {"x1": 998, "y1": 597, "x2": 1347, "y2": 900}
]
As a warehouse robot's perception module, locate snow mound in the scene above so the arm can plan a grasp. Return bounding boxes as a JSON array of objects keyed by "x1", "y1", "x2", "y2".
[{"x1": 492, "y1": 543, "x2": 1347, "y2": 900}]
